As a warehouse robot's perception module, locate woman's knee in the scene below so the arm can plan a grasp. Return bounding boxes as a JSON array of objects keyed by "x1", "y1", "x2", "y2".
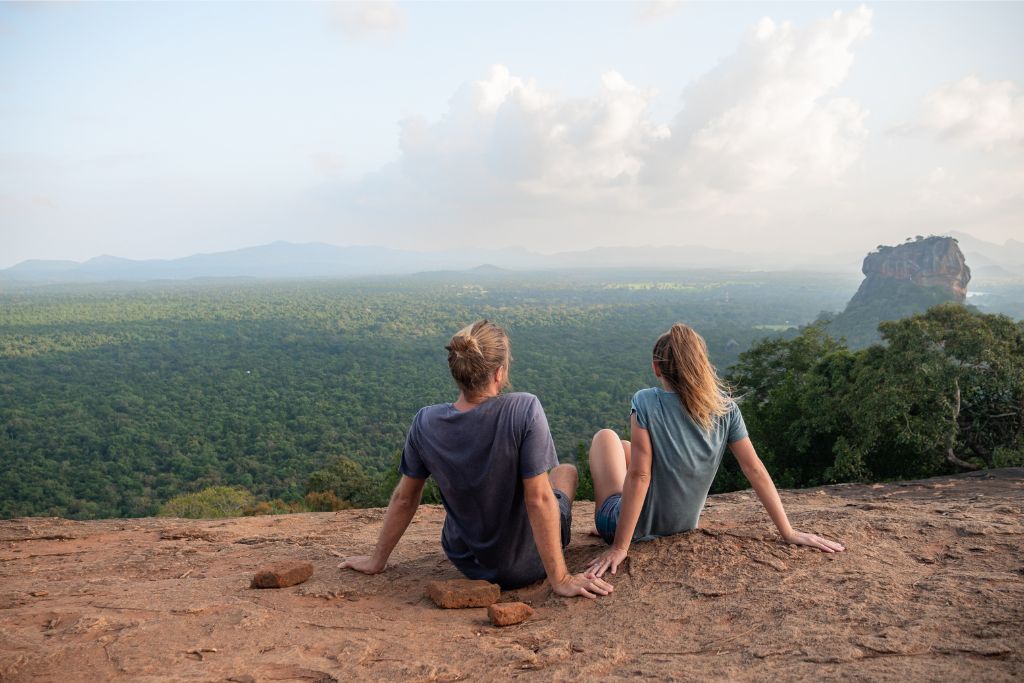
[{"x1": 591, "y1": 428, "x2": 620, "y2": 449}]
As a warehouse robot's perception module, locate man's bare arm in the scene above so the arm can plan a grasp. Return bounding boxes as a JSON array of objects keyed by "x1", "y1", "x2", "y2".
[
  {"x1": 523, "y1": 472, "x2": 613, "y2": 598},
  {"x1": 340, "y1": 475, "x2": 426, "y2": 573}
]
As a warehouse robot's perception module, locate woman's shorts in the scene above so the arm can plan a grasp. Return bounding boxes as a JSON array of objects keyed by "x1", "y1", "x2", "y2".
[{"x1": 594, "y1": 493, "x2": 622, "y2": 545}]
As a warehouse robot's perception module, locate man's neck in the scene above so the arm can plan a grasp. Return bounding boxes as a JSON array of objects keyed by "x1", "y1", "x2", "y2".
[{"x1": 453, "y1": 385, "x2": 502, "y2": 412}]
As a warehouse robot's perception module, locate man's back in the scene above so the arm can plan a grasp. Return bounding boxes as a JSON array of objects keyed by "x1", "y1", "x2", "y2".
[{"x1": 399, "y1": 392, "x2": 558, "y2": 588}]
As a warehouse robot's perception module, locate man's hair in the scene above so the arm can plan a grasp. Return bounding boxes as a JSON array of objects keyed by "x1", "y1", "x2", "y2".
[
  {"x1": 446, "y1": 320, "x2": 510, "y2": 401},
  {"x1": 652, "y1": 323, "x2": 731, "y2": 431}
]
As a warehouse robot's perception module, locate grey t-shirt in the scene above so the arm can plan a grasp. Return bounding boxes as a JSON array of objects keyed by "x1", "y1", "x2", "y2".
[
  {"x1": 631, "y1": 387, "x2": 748, "y2": 541},
  {"x1": 399, "y1": 392, "x2": 559, "y2": 588}
]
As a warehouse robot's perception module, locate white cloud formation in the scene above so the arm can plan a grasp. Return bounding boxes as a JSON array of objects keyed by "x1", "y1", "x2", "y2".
[
  {"x1": 914, "y1": 76, "x2": 1024, "y2": 151},
  {"x1": 397, "y1": 65, "x2": 668, "y2": 207},
  {"x1": 376, "y1": 5, "x2": 872, "y2": 224},
  {"x1": 337, "y1": 4, "x2": 1024, "y2": 257},
  {"x1": 328, "y1": 1, "x2": 404, "y2": 39},
  {"x1": 663, "y1": 7, "x2": 872, "y2": 197}
]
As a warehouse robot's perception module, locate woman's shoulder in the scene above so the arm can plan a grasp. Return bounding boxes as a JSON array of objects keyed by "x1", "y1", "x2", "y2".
[{"x1": 631, "y1": 386, "x2": 662, "y2": 404}]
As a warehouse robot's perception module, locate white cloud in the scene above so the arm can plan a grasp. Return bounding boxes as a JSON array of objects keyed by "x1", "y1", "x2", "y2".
[
  {"x1": 658, "y1": 6, "x2": 873, "y2": 196},
  {"x1": 328, "y1": 1, "x2": 404, "y2": 39},
  {"x1": 635, "y1": 1, "x2": 685, "y2": 23},
  {"x1": 336, "y1": 6, "x2": 886, "y2": 252},
  {"x1": 396, "y1": 65, "x2": 668, "y2": 206},
  {"x1": 382, "y1": 7, "x2": 872, "y2": 212},
  {"x1": 914, "y1": 76, "x2": 1024, "y2": 151}
]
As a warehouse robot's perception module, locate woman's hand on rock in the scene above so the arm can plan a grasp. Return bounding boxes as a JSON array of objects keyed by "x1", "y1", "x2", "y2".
[{"x1": 783, "y1": 530, "x2": 845, "y2": 553}]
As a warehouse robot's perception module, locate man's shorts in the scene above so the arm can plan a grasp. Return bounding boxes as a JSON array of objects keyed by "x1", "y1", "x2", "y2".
[
  {"x1": 552, "y1": 488, "x2": 573, "y2": 548},
  {"x1": 594, "y1": 493, "x2": 622, "y2": 545}
]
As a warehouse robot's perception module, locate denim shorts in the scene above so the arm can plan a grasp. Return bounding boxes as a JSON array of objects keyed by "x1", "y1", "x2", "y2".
[
  {"x1": 594, "y1": 493, "x2": 622, "y2": 545},
  {"x1": 552, "y1": 488, "x2": 573, "y2": 548}
]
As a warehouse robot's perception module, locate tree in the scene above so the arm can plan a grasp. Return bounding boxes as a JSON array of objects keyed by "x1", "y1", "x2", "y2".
[
  {"x1": 306, "y1": 455, "x2": 375, "y2": 507},
  {"x1": 873, "y1": 304, "x2": 1024, "y2": 471}
]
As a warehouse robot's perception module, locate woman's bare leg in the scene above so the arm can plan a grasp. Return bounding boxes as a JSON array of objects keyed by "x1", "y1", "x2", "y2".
[{"x1": 589, "y1": 429, "x2": 630, "y2": 509}]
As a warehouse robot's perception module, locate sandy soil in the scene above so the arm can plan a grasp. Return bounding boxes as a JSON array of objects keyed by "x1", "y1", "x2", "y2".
[{"x1": 1, "y1": 469, "x2": 1022, "y2": 682}]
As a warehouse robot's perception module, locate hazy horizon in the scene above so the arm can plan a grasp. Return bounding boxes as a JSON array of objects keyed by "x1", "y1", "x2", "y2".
[{"x1": 2, "y1": 2, "x2": 1023, "y2": 269}]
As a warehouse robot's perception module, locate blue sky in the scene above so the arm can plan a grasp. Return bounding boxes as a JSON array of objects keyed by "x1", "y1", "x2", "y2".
[{"x1": 1, "y1": 1, "x2": 1022, "y2": 267}]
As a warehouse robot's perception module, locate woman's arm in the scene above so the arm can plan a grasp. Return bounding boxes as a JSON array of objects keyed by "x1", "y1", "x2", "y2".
[
  {"x1": 729, "y1": 437, "x2": 845, "y2": 553},
  {"x1": 339, "y1": 474, "x2": 426, "y2": 573},
  {"x1": 586, "y1": 414, "x2": 653, "y2": 577}
]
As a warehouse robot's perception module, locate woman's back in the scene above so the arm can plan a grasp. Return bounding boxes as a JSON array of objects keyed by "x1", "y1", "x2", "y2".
[{"x1": 630, "y1": 387, "x2": 747, "y2": 539}]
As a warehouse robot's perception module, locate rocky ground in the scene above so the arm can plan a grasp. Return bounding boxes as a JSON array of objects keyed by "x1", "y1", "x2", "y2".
[{"x1": 1, "y1": 469, "x2": 1022, "y2": 682}]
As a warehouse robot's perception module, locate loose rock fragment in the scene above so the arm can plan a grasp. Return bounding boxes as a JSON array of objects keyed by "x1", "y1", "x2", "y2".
[
  {"x1": 425, "y1": 579, "x2": 499, "y2": 608},
  {"x1": 488, "y1": 601, "x2": 534, "y2": 626},
  {"x1": 250, "y1": 561, "x2": 313, "y2": 589}
]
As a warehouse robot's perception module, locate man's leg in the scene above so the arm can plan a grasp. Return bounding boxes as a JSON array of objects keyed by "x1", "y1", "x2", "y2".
[
  {"x1": 548, "y1": 464, "x2": 578, "y2": 549},
  {"x1": 549, "y1": 463, "x2": 578, "y2": 501}
]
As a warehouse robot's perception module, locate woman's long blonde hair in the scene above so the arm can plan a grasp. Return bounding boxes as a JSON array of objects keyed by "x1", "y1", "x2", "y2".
[{"x1": 653, "y1": 323, "x2": 731, "y2": 432}]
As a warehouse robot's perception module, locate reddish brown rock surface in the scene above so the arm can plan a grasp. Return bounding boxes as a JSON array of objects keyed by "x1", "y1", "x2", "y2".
[
  {"x1": 488, "y1": 601, "x2": 534, "y2": 626},
  {"x1": 0, "y1": 469, "x2": 1022, "y2": 681},
  {"x1": 425, "y1": 578, "x2": 500, "y2": 608},
  {"x1": 250, "y1": 561, "x2": 313, "y2": 589}
]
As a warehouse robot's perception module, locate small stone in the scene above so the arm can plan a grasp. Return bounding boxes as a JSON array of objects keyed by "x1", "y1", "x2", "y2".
[
  {"x1": 425, "y1": 579, "x2": 500, "y2": 608},
  {"x1": 250, "y1": 561, "x2": 313, "y2": 588},
  {"x1": 488, "y1": 601, "x2": 534, "y2": 626},
  {"x1": 30, "y1": 591, "x2": 48, "y2": 597}
]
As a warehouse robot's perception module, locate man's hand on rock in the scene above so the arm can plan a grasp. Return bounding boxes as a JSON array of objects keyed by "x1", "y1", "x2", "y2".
[
  {"x1": 338, "y1": 555, "x2": 386, "y2": 574},
  {"x1": 550, "y1": 572, "x2": 614, "y2": 599}
]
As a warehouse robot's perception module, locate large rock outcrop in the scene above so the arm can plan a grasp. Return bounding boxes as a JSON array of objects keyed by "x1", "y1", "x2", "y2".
[
  {"x1": 849, "y1": 236, "x2": 971, "y2": 306},
  {"x1": 827, "y1": 236, "x2": 972, "y2": 348}
]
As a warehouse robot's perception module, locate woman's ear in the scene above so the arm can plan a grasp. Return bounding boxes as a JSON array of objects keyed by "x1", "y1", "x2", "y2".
[
  {"x1": 495, "y1": 364, "x2": 508, "y2": 388},
  {"x1": 651, "y1": 361, "x2": 662, "y2": 378}
]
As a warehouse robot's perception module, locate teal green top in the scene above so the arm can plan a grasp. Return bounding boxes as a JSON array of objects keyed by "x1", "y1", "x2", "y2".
[{"x1": 630, "y1": 387, "x2": 748, "y2": 541}]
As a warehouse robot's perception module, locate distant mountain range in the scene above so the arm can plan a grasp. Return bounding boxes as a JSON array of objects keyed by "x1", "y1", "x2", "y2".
[
  {"x1": 0, "y1": 242, "x2": 842, "y2": 283},
  {"x1": 2, "y1": 233, "x2": 1020, "y2": 283}
]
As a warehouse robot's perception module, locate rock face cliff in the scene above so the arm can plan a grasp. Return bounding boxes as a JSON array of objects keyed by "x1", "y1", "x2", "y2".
[
  {"x1": 848, "y1": 236, "x2": 971, "y2": 307},
  {"x1": 827, "y1": 236, "x2": 971, "y2": 348}
]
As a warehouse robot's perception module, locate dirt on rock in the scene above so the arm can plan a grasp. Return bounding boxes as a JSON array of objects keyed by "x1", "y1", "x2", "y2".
[{"x1": 1, "y1": 469, "x2": 1022, "y2": 682}]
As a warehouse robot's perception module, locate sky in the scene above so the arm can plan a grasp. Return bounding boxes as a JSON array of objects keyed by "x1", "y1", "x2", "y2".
[{"x1": 1, "y1": 1, "x2": 1022, "y2": 268}]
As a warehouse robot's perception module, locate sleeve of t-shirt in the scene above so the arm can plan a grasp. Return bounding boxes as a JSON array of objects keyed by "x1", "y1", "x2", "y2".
[
  {"x1": 398, "y1": 411, "x2": 430, "y2": 480},
  {"x1": 726, "y1": 401, "x2": 749, "y2": 444},
  {"x1": 630, "y1": 390, "x2": 650, "y2": 430},
  {"x1": 519, "y1": 396, "x2": 559, "y2": 479}
]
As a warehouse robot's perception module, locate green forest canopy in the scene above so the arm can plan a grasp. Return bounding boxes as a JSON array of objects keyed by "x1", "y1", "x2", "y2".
[{"x1": 1, "y1": 272, "x2": 1020, "y2": 519}]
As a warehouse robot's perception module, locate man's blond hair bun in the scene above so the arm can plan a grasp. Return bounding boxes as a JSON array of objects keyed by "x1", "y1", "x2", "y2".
[{"x1": 445, "y1": 320, "x2": 509, "y2": 400}]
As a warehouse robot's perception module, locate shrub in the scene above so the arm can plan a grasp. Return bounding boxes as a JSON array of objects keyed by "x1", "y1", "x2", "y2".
[
  {"x1": 158, "y1": 486, "x2": 254, "y2": 519},
  {"x1": 243, "y1": 498, "x2": 307, "y2": 516}
]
